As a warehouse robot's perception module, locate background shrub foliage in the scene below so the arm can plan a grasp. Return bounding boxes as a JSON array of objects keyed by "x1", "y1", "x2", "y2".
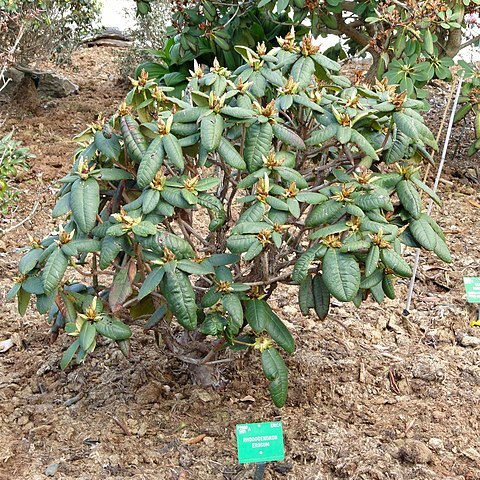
[
  {"x1": 137, "y1": 0, "x2": 480, "y2": 99},
  {"x1": 10, "y1": 30, "x2": 453, "y2": 406}
]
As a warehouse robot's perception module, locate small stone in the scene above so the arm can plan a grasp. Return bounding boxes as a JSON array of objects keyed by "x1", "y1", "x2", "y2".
[
  {"x1": 456, "y1": 333, "x2": 480, "y2": 348},
  {"x1": 283, "y1": 305, "x2": 297, "y2": 316},
  {"x1": 399, "y1": 439, "x2": 433, "y2": 464},
  {"x1": 203, "y1": 436, "x2": 215, "y2": 446},
  {"x1": 45, "y1": 463, "x2": 59, "y2": 477},
  {"x1": 462, "y1": 447, "x2": 480, "y2": 461},
  {"x1": 428, "y1": 438, "x2": 444, "y2": 452}
]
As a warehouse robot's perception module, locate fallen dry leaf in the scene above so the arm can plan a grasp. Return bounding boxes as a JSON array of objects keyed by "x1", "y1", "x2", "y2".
[{"x1": 183, "y1": 433, "x2": 206, "y2": 445}]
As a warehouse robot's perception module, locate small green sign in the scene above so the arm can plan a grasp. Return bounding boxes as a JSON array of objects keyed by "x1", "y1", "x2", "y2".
[
  {"x1": 236, "y1": 421, "x2": 284, "y2": 464},
  {"x1": 464, "y1": 277, "x2": 480, "y2": 303}
]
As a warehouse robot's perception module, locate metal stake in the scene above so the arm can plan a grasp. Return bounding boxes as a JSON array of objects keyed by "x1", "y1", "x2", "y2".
[
  {"x1": 253, "y1": 462, "x2": 267, "y2": 480},
  {"x1": 404, "y1": 73, "x2": 464, "y2": 315}
]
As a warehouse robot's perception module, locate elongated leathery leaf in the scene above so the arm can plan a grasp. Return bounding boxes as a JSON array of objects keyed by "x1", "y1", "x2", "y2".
[
  {"x1": 409, "y1": 215, "x2": 436, "y2": 251},
  {"x1": 380, "y1": 248, "x2": 413, "y2": 278},
  {"x1": 397, "y1": 179, "x2": 422, "y2": 219},
  {"x1": 365, "y1": 245, "x2": 380, "y2": 277},
  {"x1": 272, "y1": 123, "x2": 306, "y2": 149},
  {"x1": 222, "y1": 294, "x2": 244, "y2": 330},
  {"x1": 246, "y1": 298, "x2": 270, "y2": 332},
  {"x1": 217, "y1": 137, "x2": 246, "y2": 170},
  {"x1": 95, "y1": 316, "x2": 132, "y2": 340},
  {"x1": 291, "y1": 56, "x2": 315, "y2": 88},
  {"x1": 312, "y1": 274, "x2": 330, "y2": 320},
  {"x1": 52, "y1": 192, "x2": 71, "y2": 218},
  {"x1": 70, "y1": 178, "x2": 100, "y2": 234},
  {"x1": 162, "y1": 270, "x2": 197, "y2": 330},
  {"x1": 261, "y1": 347, "x2": 288, "y2": 407},
  {"x1": 263, "y1": 303, "x2": 295, "y2": 353},
  {"x1": 201, "y1": 114, "x2": 224, "y2": 152},
  {"x1": 60, "y1": 339, "x2": 80, "y2": 370},
  {"x1": 138, "y1": 267, "x2": 165, "y2": 300},
  {"x1": 42, "y1": 247, "x2": 68, "y2": 294},
  {"x1": 79, "y1": 321, "x2": 96, "y2": 351},
  {"x1": 322, "y1": 248, "x2": 360, "y2": 302},
  {"x1": 121, "y1": 115, "x2": 147, "y2": 163},
  {"x1": 305, "y1": 200, "x2": 343, "y2": 227},
  {"x1": 94, "y1": 130, "x2": 121, "y2": 160},
  {"x1": 298, "y1": 275, "x2": 314, "y2": 315},
  {"x1": 292, "y1": 246, "x2": 320, "y2": 284},
  {"x1": 137, "y1": 136, "x2": 164, "y2": 188},
  {"x1": 162, "y1": 133, "x2": 184, "y2": 171},
  {"x1": 19, "y1": 248, "x2": 43, "y2": 274},
  {"x1": 244, "y1": 122, "x2": 273, "y2": 173}
]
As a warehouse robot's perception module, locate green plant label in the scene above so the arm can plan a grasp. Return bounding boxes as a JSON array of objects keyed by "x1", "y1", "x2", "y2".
[
  {"x1": 236, "y1": 421, "x2": 284, "y2": 464},
  {"x1": 464, "y1": 277, "x2": 480, "y2": 303}
]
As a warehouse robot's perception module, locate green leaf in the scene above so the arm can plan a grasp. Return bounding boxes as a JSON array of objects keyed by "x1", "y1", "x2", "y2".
[
  {"x1": 52, "y1": 192, "x2": 71, "y2": 218},
  {"x1": 365, "y1": 245, "x2": 380, "y2": 277},
  {"x1": 350, "y1": 130, "x2": 379, "y2": 160},
  {"x1": 409, "y1": 215, "x2": 436, "y2": 251},
  {"x1": 261, "y1": 348, "x2": 288, "y2": 407},
  {"x1": 244, "y1": 238, "x2": 263, "y2": 261},
  {"x1": 306, "y1": 124, "x2": 338, "y2": 145},
  {"x1": 19, "y1": 248, "x2": 43, "y2": 274},
  {"x1": 70, "y1": 178, "x2": 100, "y2": 234},
  {"x1": 312, "y1": 53, "x2": 340, "y2": 72},
  {"x1": 227, "y1": 234, "x2": 257, "y2": 254},
  {"x1": 312, "y1": 274, "x2": 330, "y2": 320},
  {"x1": 246, "y1": 298, "x2": 270, "y2": 333},
  {"x1": 410, "y1": 175, "x2": 442, "y2": 206},
  {"x1": 22, "y1": 276, "x2": 44, "y2": 294},
  {"x1": 397, "y1": 179, "x2": 422, "y2": 219},
  {"x1": 305, "y1": 200, "x2": 343, "y2": 227},
  {"x1": 380, "y1": 248, "x2": 412, "y2": 278},
  {"x1": 142, "y1": 189, "x2": 161, "y2": 214},
  {"x1": 433, "y1": 235, "x2": 452, "y2": 263},
  {"x1": 360, "y1": 268, "x2": 384, "y2": 289},
  {"x1": 272, "y1": 123, "x2": 306, "y2": 149},
  {"x1": 291, "y1": 56, "x2": 315, "y2": 88},
  {"x1": 138, "y1": 267, "x2": 165, "y2": 300},
  {"x1": 264, "y1": 304, "x2": 295, "y2": 353},
  {"x1": 201, "y1": 114, "x2": 224, "y2": 152},
  {"x1": 79, "y1": 321, "x2": 96, "y2": 351},
  {"x1": 109, "y1": 268, "x2": 133, "y2": 311},
  {"x1": 244, "y1": 122, "x2": 273, "y2": 172},
  {"x1": 95, "y1": 316, "x2": 132, "y2": 340},
  {"x1": 162, "y1": 270, "x2": 197, "y2": 330},
  {"x1": 322, "y1": 248, "x2": 360, "y2": 302},
  {"x1": 138, "y1": 136, "x2": 164, "y2": 189},
  {"x1": 17, "y1": 288, "x2": 31, "y2": 316},
  {"x1": 60, "y1": 339, "x2": 80, "y2": 370},
  {"x1": 121, "y1": 115, "x2": 147, "y2": 163},
  {"x1": 94, "y1": 130, "x2": 121, "y2": 160},
  {"x1": 222, "y1": 294, "x2": 244, "y2": 330},
  {"x1": 42, "y1": 247, "x2": 68, "y2": 294},
  {"x1": 177, "y1": 259, "x2": 214, "y2": 275},
  {"x1": 298, "y1": 275, "x2": 314, "y2": 315},
  {"x1": 132, "y1": 221, "x2": 157, "y2": 237},
  {"x1": 162, "y1": 133, "x2": 184, "y2": 171},
  {"x1": 99, "y1": 237, "x2": 123, "y2": 269},
  {"x1": 382, "y1": 274, "x2": 396, "y2": 300},
  {"x1": 6, "y1": 282, "x2": 21, "y2": 301},
  {"x1": 218, "y1": 137, "x2": 246, "y2": 170},
  {"x1": 292, "y1": 247, "x2": 319, "y2": 284}
]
